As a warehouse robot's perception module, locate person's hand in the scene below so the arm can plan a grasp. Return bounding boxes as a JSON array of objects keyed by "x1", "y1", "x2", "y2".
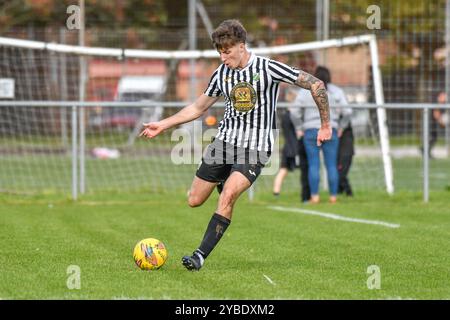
[
  {"x1": 338, "y1": 128, "x2": 343, "y2": 138},
  {"x1": 317, "y1": 123, "x2": 332, "y2": 146},
  {"x1": 437, "y1": 92, "x2": 447, "y2": 104},
  {"x1": 296, "y1": 130, "x2": 304, "y2": 139},
  {"x1": 139, "y1": 122, "x2": 165, "y2": 139}
]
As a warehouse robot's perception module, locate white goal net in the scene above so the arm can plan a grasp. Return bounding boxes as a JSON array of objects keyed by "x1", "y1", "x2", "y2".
[{"x1": 0, "y1": 35, "x2": 392, "y2": 198}]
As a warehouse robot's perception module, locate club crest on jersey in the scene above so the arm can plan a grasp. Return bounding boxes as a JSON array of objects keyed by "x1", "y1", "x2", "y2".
[{"x1": 230, "y1": 82, "x2": 256, "y2": 112}]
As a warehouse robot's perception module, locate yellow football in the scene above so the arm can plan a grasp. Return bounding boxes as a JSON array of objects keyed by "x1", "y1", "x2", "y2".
[{"x1": 133, "y1": 238, "x2": 168, "y2": 270}]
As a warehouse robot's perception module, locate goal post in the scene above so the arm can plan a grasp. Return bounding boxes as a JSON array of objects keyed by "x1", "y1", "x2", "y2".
[
  {"x1": 369, "y1": 36, "x2": 394, "y2": 195},
  {"x1": 0, "y1": 34, "x2": 393, "y2": 196}
]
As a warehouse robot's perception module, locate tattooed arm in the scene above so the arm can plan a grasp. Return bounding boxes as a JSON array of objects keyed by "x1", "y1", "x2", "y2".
[
  {"x1": 295, "y1": 70, "x2": 332, "y2": 145},
  {"x1": 295, "y1": 70, "x2": 330, "y2": 125}
]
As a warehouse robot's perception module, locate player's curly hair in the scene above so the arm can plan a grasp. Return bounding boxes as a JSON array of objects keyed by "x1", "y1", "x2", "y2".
[{"x1": 211, "y1": 19, "x2": 247, "y2": 50}]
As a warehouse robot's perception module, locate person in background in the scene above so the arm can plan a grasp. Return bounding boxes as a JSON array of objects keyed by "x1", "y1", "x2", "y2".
[
  {"x1": 429, "y1": 91, "x2": 448, "y2": 158},
  {"x1": 273, "y1": 88, "x2": 311, "y2": 202},
  {"x1": 292, "y1": 66, "x2": 350, "y2": 204},
  {"x1": 272, "y1": 108, "x2": 298, "y2": 196},
  {"x1": 336, "y1": 92, "x2": 354, "y2": 197}
]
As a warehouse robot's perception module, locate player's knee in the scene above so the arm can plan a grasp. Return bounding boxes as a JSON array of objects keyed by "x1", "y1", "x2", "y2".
[{"x1": 188, "y1": 193, "x2": 204, "y2": 207}]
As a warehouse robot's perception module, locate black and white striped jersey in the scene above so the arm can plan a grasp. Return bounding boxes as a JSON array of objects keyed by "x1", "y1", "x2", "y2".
[{"x1": 204, "y1": 52, "x2": 300, "y2": 152}]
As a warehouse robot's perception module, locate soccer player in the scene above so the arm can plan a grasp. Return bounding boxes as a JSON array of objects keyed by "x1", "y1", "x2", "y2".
[{"x1": 140, "y1": 19, "x2": 331, "y2": 271}]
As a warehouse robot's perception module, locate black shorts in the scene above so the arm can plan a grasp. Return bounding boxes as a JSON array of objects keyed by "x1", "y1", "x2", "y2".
[
  {"x1": 195, "y1": 138, "x2": 270, "y2": 185},
  {"x1": 281, "y1": 155, "x2": 297, "y2": 171}
]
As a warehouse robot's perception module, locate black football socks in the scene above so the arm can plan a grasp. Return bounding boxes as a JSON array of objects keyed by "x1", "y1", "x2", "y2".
[{"x1": 196, "y1": 213, "x2": 231, "y2": 261}]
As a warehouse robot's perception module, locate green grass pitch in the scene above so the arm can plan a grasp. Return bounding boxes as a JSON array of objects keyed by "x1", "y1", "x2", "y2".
[{"x1": 0, "y1": 190, "x2": 449, "y2": 299}]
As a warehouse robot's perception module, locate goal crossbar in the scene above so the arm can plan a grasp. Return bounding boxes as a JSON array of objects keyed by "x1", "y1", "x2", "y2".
[{"x1": 0, "y1": 34, "x2": 374, "y2": 59}]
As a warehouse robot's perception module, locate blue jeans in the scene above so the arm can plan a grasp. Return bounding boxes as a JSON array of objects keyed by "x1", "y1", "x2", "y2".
[{"x1": 303, "y1": 128, "x2": 339, "y2": 196}]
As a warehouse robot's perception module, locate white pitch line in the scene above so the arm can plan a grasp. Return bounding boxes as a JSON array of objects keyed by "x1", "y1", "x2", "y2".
[
  {"x1": 268, "y1": 206, "x2": 400, "y2": 229},
  {"x1": 263, "y1": 274, "x2": 276, "y2": 286}
]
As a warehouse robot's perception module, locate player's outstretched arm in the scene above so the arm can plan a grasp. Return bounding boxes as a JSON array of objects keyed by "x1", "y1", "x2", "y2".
[
  {"x1": 140, "y1": 94, "x2": 219, "y2": 139},
  {"x1": 295, "y1": 70, "x2": 332, "y2": 146}
]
